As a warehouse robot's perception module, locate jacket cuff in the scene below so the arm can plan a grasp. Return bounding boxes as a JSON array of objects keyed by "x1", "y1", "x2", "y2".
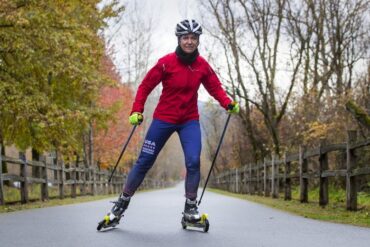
[
  {"x1": 131, "y1": 104, "x2": 143, "y2": 115},
  {"x1": 223, "y1": 99, "x2": 233, "y2": 110}
]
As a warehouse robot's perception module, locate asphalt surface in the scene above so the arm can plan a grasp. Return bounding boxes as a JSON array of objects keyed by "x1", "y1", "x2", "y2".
[{"x1": 0, "y1": 183, "x2": 369, "y2": 247}]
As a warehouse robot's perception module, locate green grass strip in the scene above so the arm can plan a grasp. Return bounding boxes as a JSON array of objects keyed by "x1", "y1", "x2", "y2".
[
  {"x1": 0, "y1": 186, "x2": 162, "y2": 214},
  {"x1": 208, "y1": 188, "x2": 370, "y2": 228},
  {"x1": 0, "y1": 194, "x2": 116, "y2": 213}
]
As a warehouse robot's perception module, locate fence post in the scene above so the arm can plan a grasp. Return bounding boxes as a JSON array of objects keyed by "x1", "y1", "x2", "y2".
[
  {"x1": 272, "y1": 154, "x2": 278, "y2": 198},
  {"x1": 80, "y1": 164, "x2": 86, "y2": 196},
  {"x1": 249, "y1": 163, "x2": 253, "y2": 194},
  {"x1": 100, "y1": 171, "x2": 104, "y2": 194},
  {"x1": 319, "y1": 138, "x2": 329, "y2": 206},
  {"x1": 0, "y1": 144, "x2": 4, "y2": 205},
  {"x1": 277, "y1": 159, "x2": 280, "y2": 197},
  {"x1": 53, "y1": 152, "x2": 58, "y2": 191},
  {"x1": 115, "y1": 174, "x2": 119, "y2": 193},
  {"x1": 245, "y1": 165, "x2": 248, "y2": 193},
  {"x1": 284, "y1": 153, "x2": 291, "y2": 200},
  {"x1": 263, "y1": 158, "x2": 269, "y2": 196},
  {"x1": 112, "y1": 174, "x2": 116, "y2": 194},
  {"x1": 346, "y1": 130, "x2": 357, "y2": 211},
  {"x1": 59, "y1": 159, "x2": 65, "y2": 199},
  {"x1": 89, "y1": 166, "x2": 96, "y2": 196},
  {"x1": 19, "y1": 152, "x2": 29, "y2": 204},
  {"x1": 299, "y1": 146, "x2": 308, "y2": 203},
  {"x1": 105, "y1": 171, "x2": 109, "y2": 194},
  {"x1": 225, "y1": 171, "x2": 228, "y2": 191},
  {"x1": 31, "y1": 149, "x2": 41, "y2": 186},
  {"x1": 242, "y1": 166, "x2": 247, "y2": 193},
  {"x1": 103, "y1": 171, "x2": 107, "y2": 194},
  {"x1": 85, "y1": 165, "x2": 90, "y2": 195},
  {"x1": 41, "y1": 156, "x2": 49, "y2": 201},
  {"x1": 256, "y1": 162, "x2": 260, "y2": 195},
  {"x1": 84, "y1": 164, "x2": 88, "y2": 195},
  {"x1": 271, "y1": 155, "x2": 275, "y2": 197},
  {"x1": 235, "y1": 168, "x2": 239, "y2": 193},
  {"x1": 109, "y1": 174, "x2": 113, "y2": 194},
  {"x1": 71, "y1": 164, "x2": 77, "y2": 198}
]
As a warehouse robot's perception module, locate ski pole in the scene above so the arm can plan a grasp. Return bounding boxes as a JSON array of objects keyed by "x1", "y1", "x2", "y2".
[
  {"x1": 198, "y1": 114, "x2": 232, "y2": 206},
  {"x1": 108, "y1": 125, "x2": 137, "y2": 183}
]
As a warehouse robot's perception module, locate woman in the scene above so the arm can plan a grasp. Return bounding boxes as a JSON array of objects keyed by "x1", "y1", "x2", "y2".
[{"x1": 103, "y1": 19, "x2": 239, "y2": 227}]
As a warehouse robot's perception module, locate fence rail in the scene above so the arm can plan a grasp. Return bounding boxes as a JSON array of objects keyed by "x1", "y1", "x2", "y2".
[
  {"x1": 210, "y1": 131, "x2": 370, "y2": 211},
  {"x1": 0, "y1": 145, "x2": 170, "y2": 205}
]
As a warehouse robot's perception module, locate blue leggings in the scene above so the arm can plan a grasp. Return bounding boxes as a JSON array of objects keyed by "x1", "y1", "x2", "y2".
[{"x1": 123, "y1": 119, "x2": 201, "y2": 199}]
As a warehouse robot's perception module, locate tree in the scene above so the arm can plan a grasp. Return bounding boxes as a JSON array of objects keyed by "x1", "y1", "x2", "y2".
[
  {"x1": 105, "y1": 0, "x2": 153, "y2": 88},
  {"x1": 200, "y1": 100, "x2": 250, "y2": 173},
  {"x1": 0, "y1": 0, "x2": 124, "y2": 159},
  {"x1": 104, "y1": 0, "x2": 158, "y2": 156},
  {"x1": 285, "y1": 0, "x2": 369, "y2": 146},
  {"x1": 286, "y1": 0, "x2": 369, "y2": 100},
  {"x1": 199, "y1": 0, "x2": 369, "y2": 162},
  {"x1": 200, "y1": 0, "x2": 304, "y2": 158},
  {"x1": 93, "y1": 54, "x2": 138, "y2": 171}
]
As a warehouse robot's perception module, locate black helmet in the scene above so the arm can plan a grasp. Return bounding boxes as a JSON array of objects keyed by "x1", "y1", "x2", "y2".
[{"x1": 175, "y1": 19, "x2": 202, "y2": 37}]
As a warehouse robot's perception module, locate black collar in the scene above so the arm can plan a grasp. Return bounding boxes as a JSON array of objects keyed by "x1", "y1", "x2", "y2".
[{"x1": 175, "y1": 45, "x2": 199, "y2": 65}]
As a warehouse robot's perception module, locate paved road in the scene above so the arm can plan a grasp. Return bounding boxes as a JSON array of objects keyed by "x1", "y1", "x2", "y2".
[{"x1": 0, "y1": 183, "x2": 369, "y2": 247}]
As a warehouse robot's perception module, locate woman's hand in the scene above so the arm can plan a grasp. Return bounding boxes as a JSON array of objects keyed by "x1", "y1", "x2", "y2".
[
  {"x1": 227, "y1": 102, "x2": 240, "y2": 114},
  {"x1": 129, "y1": 112, "x2": 144, "y2": 125}
]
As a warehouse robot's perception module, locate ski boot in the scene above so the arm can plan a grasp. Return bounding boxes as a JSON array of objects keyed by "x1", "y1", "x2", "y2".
[
  {"x1": 181, "y1": 198, "x2": 210, "y2": 232},
  {"x1": 97, "y1": 194, "x2": 130, "y2": 231}
]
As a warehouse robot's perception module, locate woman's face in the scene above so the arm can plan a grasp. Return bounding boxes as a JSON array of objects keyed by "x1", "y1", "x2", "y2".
[{"x1": 179, "y1": 33, "x2": 199, "y2": 54}]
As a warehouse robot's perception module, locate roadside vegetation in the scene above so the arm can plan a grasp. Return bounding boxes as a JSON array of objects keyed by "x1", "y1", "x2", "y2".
[
  {"x1": 209, "y1": 187, "x2": 370, "y2": 228},
  {"x1": 0, "y1": 193, "x2": 115, "y2": 214},
  {"x1": 0, "y1": 184, "x2": 157, "y2": 213}
]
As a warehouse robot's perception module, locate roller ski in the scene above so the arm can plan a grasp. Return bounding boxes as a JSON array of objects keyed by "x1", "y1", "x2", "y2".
[
  {"x1": 181, "y1": 114, "x2": 232, "y2": 233},
  {"x1": 181, "y1": 199, "x2": 210, "y2": 232},
  {"x1": 97, "y1": 194, "x2": 130, "y2": 231}
]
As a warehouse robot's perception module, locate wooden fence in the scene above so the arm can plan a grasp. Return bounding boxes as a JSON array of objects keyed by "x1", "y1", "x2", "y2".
[
  {"x1": 210, "y1": 131, "x2": 370, "y2": 211},
  {"x1": 0, "y1": 145, "x2": 171, "y2": 205}
]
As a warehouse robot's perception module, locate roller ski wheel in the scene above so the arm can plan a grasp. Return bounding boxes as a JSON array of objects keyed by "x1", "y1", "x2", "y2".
[
  {"x1": 96, "y1": 213, "x2": 122, "y2": 231},
  {"x1": 181, "y1": 217, "x2": 187, "y2": 229},
  {"x1": 181, "y1": 213, "x2": 210, "y2": 233},
  {"x1": 203, "y1": 218, "x2": 210, "y2": 232}
]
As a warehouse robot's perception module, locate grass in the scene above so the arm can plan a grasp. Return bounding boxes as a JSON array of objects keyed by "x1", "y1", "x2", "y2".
[
  {"x1": 0, "y1": 194, "x2": 117, "y2": 213},
  {"x1": 208, "y1": 187, "x2": 370, "y2": 228},
  {"x1": 0, "y1": 184, "x2": 156, "y2": 214},
  {"x1": 3, "y1": 184, "x2": 60, "y2": 202}
]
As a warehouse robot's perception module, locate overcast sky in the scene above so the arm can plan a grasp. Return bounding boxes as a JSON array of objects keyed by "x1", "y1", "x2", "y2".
[
  {"x1": 103, "y1": 0, "x2": 213, "y2": 101},
  {"x1": 103, "y1": 0, "x2": 200, "y2": 61},
  {"x1": 133, "y1": 0, "x2": 199, "y2": 57}
]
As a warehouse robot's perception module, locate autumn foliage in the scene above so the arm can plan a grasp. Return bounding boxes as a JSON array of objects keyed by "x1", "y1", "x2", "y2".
[
  {"x1": 0, "y1": 1, "x2": 124, "y2": 154},
  {"x1": 94, "y1": 55, "x2": 141, "y2": 171}
]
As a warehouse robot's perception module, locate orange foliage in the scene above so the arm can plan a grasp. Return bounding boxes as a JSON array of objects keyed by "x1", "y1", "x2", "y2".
[{"x1": 94, "y1": 54, "x2": 141, "y2": 171}]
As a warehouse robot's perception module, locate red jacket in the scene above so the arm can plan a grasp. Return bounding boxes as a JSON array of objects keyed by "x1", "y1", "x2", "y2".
[{"x1": 131, "y1": 52, "x2": 232, "y2": 124}]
